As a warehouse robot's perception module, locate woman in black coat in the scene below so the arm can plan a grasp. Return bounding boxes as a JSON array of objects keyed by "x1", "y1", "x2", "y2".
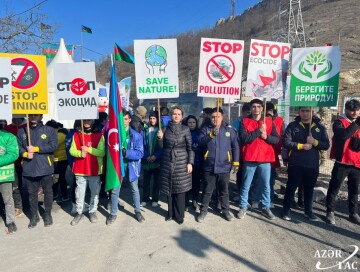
[{"x1": 157, "y1": 106, "x2": 194, "y2": 224}]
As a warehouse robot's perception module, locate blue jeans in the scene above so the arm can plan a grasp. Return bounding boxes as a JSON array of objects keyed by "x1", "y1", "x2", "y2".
[
  {"x1": 129, "y1": 179, "x2": 141, "y2": 212},
  {"x1": 252, "y1": 168, "x2": 276, "y2": 203},
  {"x1": 110, "y1": 185, "x2": 121, "y2": 215},
  {"x1": 239, "y1": 162, "x2": 271, "y2": 209},
  {"x1": 75, "y1": 175, "x2": 100, "y2": 214}
]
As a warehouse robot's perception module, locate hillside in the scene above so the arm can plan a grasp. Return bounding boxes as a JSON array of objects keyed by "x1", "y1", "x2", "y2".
[{"x1": 96, "y1": 0, "x2": 360, "y2": 103}]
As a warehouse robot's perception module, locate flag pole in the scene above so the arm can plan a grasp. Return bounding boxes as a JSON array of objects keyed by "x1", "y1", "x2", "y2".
[
  {"x1": 26, "y1": 114, "x2": 31, "y2": 146},
  {"x1": 81, "y1": 30, "x2": 83, "y2": 61}
]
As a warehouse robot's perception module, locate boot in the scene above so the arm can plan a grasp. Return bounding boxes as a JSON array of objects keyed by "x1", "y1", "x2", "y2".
[
  {"x1": 28, "y1": 213, "x2": 40, "y2": 229},
  {"x1": 44, "y1": 211, "x2": 53, "y2": 227}
]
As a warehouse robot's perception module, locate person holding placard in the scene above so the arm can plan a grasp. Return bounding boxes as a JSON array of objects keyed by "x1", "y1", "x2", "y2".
[
  {"x1": 157, "y1": 106, "x2": 194, "y2": 224},
  {"x1": 282, "y1": 107, "x2": 330, "y2": 221},
  {"x1": 70, "y1": 119, "x2": 105, "y2": 226},
  {"x1": 326, "y1": 99, "x2": 360, "y2": 225},
  {"x1": 196, "y1": 108, "x2": 240, "y2": 222},
  {"x1": 17, "y1": 114, "x2": 58, "y2": 228},
  {"x1": 236, "y1": 99, "x2": 279, "y2": 220}
]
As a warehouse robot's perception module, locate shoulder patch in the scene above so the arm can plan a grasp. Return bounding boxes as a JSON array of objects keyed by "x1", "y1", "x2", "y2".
[
  {"x1": 41, "y1": 134, "x2": 47, "y2": 139},
  {"x1": 315, "y1": 128, "x2": 320, "y2": 133},
  {"x1": 225, "y1": 132, "x2": 231, "y2": 137}
]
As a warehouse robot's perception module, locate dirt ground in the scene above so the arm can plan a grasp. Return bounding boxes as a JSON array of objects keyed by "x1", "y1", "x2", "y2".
[{"x1": 0, "y1": 175, "x2": 359, "y2": 272}]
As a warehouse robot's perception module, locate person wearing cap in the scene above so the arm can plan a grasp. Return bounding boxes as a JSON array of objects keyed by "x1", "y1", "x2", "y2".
[
  {"x1": 282, "y1": 107, "x2": 329, "y2": 221},
  {"x1": 236, "y1": 99, "x2": 280, "y2": 220},
  {"x1": 141, "y1": 111, "x2": 162, "y2": 208},
  {"x1": 0, "y1": 122, "x2": 19, "y2": 234},
  {"x1": 197, "y1": 107, "x2": 240, "y2": 222},
  {"x1": 326, "y1": 99, "x2": 360, "y2": 225},
  {"x1": 17, "y1": 114, "x2": 58, "y2": 228}
]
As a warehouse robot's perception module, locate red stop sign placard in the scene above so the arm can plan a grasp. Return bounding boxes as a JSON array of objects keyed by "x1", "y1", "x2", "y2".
[{"x1": 70, "y1": 78, "x2": 88, "y2": 95}]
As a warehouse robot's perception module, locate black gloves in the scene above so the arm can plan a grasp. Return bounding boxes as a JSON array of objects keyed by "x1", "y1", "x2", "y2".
[{"x1": 122, "y1": 148, "x2": 126, "y2": 157}]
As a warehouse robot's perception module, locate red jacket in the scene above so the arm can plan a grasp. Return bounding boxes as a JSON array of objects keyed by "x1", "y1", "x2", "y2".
[
  {"x1": 240, "y1": 117, "x2": 279, "y2": 163},
  {"x1": 271, "y1": 115, "x2": 284, "y2": 168},
  {"x1": 70, "y1": 131, "x2": 105, "y2": 176},
  {"x1": 330, "y1": 118, "x2": 360, "y2": 168}
]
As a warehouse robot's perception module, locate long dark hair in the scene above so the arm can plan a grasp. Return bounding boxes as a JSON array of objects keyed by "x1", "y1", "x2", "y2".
[{"x1": 183, "y1": 115, "x2": 198, "y2": 130}]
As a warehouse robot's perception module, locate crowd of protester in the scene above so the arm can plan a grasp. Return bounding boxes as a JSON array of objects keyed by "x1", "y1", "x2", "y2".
[{"x1": 0, "y1": 99, "x2": 359, "y2": 234}]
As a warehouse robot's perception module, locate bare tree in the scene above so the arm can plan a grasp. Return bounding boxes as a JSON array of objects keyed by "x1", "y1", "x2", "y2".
[{"x1": 0, "y1": 0, "x2": 55, "y2": 54}]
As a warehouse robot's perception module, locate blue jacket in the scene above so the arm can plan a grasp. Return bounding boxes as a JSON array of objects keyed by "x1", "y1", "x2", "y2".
[
  {"x1": 124, "y1": 128, "x2": 144, "y2": 182},
  {"x1": 199, "y1": 124, "x2": 240, "y2": 174}
]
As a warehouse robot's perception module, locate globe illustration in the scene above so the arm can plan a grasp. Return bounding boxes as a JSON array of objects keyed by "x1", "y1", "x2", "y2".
[{"x1": 145, "y1": 45, "x2": 167, "y2": 67}]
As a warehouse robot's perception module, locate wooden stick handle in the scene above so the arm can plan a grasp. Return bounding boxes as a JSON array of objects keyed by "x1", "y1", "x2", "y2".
[
  {"x1": 309, "y1": 107, "x2": 312, "y2": 136},
  {"x1": 81, "y1": 120, "x2": 85, "y2": 146},
  {"x1": 157, "y1": 98, "x2": 162, "y2": 131},
  {"x1": 26, "y1": 114, "x2": 31, "y2": 146},
  {"x1": 263, "y1": 98, "x2": 267, "y2": 122}
]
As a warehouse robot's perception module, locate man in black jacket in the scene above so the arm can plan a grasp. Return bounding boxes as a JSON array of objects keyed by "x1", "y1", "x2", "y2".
[
  {"x1": 326, "y1": 99, "x2": 360, "y2": 225},
  {"x1": 17, "y1": 114, "x2": 58, "y2": 228},
  {"x1": 282, "y1": 107, "x2": 330, "y2": 221}
]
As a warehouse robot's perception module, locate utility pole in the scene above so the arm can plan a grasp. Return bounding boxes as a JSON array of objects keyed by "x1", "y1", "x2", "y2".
[
  {"x1": 231, "y1": 0, "x2": 235, "y2": 17},
  {"x1": 288, "y1": 0, "x2": 306, "y2": 48}
]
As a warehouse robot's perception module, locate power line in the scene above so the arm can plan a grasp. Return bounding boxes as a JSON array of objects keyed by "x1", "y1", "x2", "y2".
[{"x1": 8, "y1": 0, "x2": 48, "y2": 18}]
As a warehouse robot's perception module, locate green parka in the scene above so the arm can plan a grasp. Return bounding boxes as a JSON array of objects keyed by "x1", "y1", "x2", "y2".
[{"x1": 0, "y1": 130, "x2": 19, "y2": 182}]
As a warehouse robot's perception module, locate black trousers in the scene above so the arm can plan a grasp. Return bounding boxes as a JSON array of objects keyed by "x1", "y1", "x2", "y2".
[
  {"x1": 24, "y1": 175, "x2": 53, "y2": 217},
  {"x1": 326, "y1": 162, "x2": 360, "y2": 215},
  {"x1": 201, "y1": 172, "x2": 230, "y2": 213},
  {"x1": 13, "y1": 164, "x2": 25, "y2": 210},
  {"x1": 142, "y1": 168, "x2": 160, "y2": 202},
  {"x1": 52, "y1": 160, "x2": 68, "y2": 198},
  {"x1": 168, "y1": 192, "x2": 186, "y2": 221},
  {"x1": 186, "y1": 167, "x2": 202, "y2": 205},
  {"x1": 283, "y1": 165, "x2": 319, "y2": 213}
]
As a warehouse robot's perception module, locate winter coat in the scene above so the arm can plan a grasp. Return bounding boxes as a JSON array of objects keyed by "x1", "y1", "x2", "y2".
[
  {"x1": 0, "y1": 130, "x2": 19, "y2": 183},
  {"x1": 124, "y1": 128, "x2": 144, "y2": 182},
  {"x1": 199, "y1": 124, "x2": 240, "y2": 174},
  {"x1": 284, "y1": 116, "x2": 330, "y2": 168},
  {"x1": 17, "y1": 123, "x2": 58, "y2": 177},
  {"x1": 159, "y1": 122, "x2": 194, "y2": 195},
  {"x1": 142, "y1": 124, "x2": 162, "y2": 170}
]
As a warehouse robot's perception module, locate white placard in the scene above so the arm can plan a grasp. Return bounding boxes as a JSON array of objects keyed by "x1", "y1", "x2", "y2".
[
  {"x1": 134, "y1": 39, "x2": 179, "y2": 99},
  {"x1": 246, "y1": 39, "x2": 291, "y2": 99},
  {"x1": 198, "y1": 38, "x2": 244, "y2": 99},
  {"x1": 0, "y1": 58, "x2": 12, "y2": 120},
  {"x1": 54, "y1": 62, "x2": 98, "y2": 120}
]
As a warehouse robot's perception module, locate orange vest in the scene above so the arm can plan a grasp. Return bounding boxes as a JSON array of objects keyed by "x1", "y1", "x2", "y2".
[
  {"x1": 72, "y1": 132, "x2": 103, "y2": 176},
  {"x1": 330, "y1": 118, "x2": 360, "y2": 168},
  {"x1": 242, "y1": 117, "x2": 275, "y2": 162},
  {"x1": 271, "y1": 116, "x2": 284, "y2": 168}
]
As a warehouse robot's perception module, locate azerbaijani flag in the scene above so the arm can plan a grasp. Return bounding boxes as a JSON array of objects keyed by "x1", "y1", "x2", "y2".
[
  {"x1": 42, "y1": 43, "x2": 73, "y2": 58},
  {"x1": 40, "y1": 23, "x2": 52, "y2": 30},
  {"x1": 105, "y1": 64, "x2": 126, "y2": 191},
  {"x1": 81, "y1": 25, "x2": 92, "y2": 34},
  {"x1": 114, "y1": 43, "x2": 135, "y2": 64}
]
